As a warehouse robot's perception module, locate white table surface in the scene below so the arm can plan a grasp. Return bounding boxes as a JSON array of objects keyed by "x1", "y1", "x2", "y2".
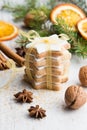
[{"x1": 0, "y1": 1, "x2": 87, "y2": 130}]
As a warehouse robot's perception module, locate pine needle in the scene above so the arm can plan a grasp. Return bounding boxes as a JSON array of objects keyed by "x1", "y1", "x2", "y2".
[
  {"x1": 16, "y1": 34, "x2": 29, "y2": 47},
  {"x1": 2, "y1": 0, "x2": 38, "y2": 21},
  {"x1": 53, "y1": 18, "x2": 87, "y2": 57}
]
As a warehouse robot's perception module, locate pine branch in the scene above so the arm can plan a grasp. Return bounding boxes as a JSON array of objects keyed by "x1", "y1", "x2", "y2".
[
  {"x1": 16, "y1": 34, "x2": 30, "y2": 47},
  {"x1": 2, "y1": 0, "x2": 38, "y2": 21},
  {"x1": 53, "y1": 18, "x2": 87, "y2": 57},
  {"x1": 16, "y1": 30, "x2": 40, "y2": 47}
]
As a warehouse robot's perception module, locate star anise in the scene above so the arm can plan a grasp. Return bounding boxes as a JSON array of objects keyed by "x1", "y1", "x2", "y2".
[
  {"x1": 15, "y1": 46, "x2": 26, "y2": 58},
  {"x1": 28, "y1": 105, "x2": 46, "y2": 119},
  {"x1": 14, "y1": 89, "x2": 33, "y2": 103}
]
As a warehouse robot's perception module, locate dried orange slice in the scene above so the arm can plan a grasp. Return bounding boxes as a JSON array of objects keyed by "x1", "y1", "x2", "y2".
[
  {"x1": 0, "y1": 21, "x2": 18, "y2": 41},
  {"x1": 77, "y1": 18, "x2": 87, "y2": 40},
  {"x1": 50, "y1": 3, "x2": 86, "y2": 29}
]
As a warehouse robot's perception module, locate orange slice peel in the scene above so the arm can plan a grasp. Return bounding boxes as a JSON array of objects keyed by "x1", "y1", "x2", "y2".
[
  {"x1": 0, "y1": 21, "x2": 18, "y2": 41},
  {"x1": 77, "y1": 18, "x2": 87, "y2": 40},
  {"x1": 50, "y1": 3, "x2": 86, "y2": 29}
]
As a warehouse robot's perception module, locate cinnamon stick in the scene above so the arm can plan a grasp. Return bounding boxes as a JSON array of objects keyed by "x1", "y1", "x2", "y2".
[
  {"x1": 0, "y1": 43, "x2": 25, "y2": 66},
  {"x1": 0, "y1": 52, "x2": 7, "y2": 62}
]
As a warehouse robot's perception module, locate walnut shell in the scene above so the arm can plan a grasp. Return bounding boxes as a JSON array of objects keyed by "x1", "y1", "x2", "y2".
[
  {"x1": 65, "y1": 85, "x2": 87, "y2": 109},
  {"x1": 24, "y1": 11, "x2": 47, "y2": 27},
  {"x1": 79, "y1": 66, "x2": 87, "y2": 87},
  {"x1": 24, "y1": 13, "x2": 34, "y2": 27}
]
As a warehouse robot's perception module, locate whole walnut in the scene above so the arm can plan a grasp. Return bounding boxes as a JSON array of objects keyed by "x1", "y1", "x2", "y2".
[
  {"x1": 24, "y1": 10, "x2": 47, "y2": 28},
  {"x1": 79, "y1": 66, "x2": 87, "y2": 87},
  {"x1": 24, "y1": 13, "x2": 34, "y2": 27},
  {"x1": 65, "y1": 85, "x2": 87, "y2": 109}
]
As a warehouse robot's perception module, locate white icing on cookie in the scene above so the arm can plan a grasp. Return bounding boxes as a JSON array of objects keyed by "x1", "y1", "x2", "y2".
[{"x1": 26, "y1": 34, "x2": 69, "y2": 54}]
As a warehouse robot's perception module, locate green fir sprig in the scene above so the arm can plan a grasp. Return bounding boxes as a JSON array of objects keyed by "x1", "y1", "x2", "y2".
[
  {"x1": 16, "y1": 34, "x2": 30, "y2": 47},
  {"x1": 53, "y1": 18, "x2": 87, "y2": 58},
  {"x1": 2, "y1": 0, "x2": 38, "y2": 21},
  {"x1": 1, "y1": 0, "x2": 51, "y2": 20}
]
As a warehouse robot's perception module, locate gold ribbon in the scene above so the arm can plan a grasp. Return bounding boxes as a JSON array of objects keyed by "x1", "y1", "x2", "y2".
[
  {"x1": 25, "y1": 36, "x2": 53, "y2": 89},
  {"x1": 26, "y1": 47, "x2": 33, "y2": 81},
  {"x1": 20, "y1": 30, "x2": 40, "y2": 81},
  {"x1": 46, "y1": 43, "x2": 52, "y2": 90}
]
